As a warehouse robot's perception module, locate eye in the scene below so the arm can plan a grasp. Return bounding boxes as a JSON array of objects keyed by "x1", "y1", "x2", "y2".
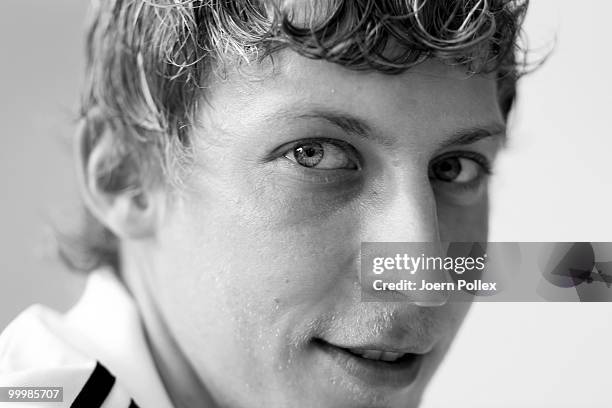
[
  {"x1": 283, "y1": 140, "x2": 359, "y2": 170},
  {"x1": 429, "y1": 152, "x2": 491, "y2": 185}
]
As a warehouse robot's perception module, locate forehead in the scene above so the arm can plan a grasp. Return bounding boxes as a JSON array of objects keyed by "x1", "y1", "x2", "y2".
[{"x1": 204, "y1": 51, "x2": 503, "y2": 149}]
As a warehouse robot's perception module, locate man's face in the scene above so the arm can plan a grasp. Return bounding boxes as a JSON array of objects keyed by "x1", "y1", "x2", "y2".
[{"x1": 143, "y1": 53, "x2": 504, "y2": 407}]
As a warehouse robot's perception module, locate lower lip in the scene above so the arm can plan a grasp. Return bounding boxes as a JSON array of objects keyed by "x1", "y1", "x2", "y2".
[{"x1": 313, "y1": 339, "x2": 425, "y2": 389}]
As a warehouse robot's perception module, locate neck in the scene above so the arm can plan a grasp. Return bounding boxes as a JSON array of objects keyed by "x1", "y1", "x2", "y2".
[{"x1": 120, "y1": 253, "x2": 219, "y2": 408}]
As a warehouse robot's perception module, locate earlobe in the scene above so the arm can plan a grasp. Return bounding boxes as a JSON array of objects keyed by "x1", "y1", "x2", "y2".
[{"x1": 74, "y1": 117, "x2": 162, "y2": 241}]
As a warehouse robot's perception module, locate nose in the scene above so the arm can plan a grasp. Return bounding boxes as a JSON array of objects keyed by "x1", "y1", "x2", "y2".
[
  {"x1": 360, "y1": 173, "x2": 449, "y2": 306},
  {"x1": 361, "y1": 174, "x2": 440, "y2": 243}
]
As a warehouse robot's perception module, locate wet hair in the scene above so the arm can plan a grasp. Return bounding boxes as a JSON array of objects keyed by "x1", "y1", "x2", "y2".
[{"x1": 59, "y1": 0, "x2": 529, "y2": 272}]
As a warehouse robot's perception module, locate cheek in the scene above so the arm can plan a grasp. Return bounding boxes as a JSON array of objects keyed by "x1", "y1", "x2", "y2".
[
  {"x1": 437, "y1": 196, "x2": 489, "y2": 241},
  {"x1": 152, "y1": 181, "x2": 364, "y2": 371},
  {"x1": 157, "y1": 200, "x2": 366, "y2": 406}
]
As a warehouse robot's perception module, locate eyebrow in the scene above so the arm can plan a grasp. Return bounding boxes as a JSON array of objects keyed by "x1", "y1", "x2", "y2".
[
  {"x1": 274, "y1": 107, "x2": 506, "y2": 148},
  {"x1": 292, "y1": 109, "x2": 391, "y2": 146},
  {"x1": 436, "y1": 124, "x2": 507, "y2": 149}
]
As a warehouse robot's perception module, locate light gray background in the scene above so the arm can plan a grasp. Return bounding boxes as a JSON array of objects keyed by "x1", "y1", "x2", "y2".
[{"x1": 0, "y1": 1, "x2": 610, "y2": 407}]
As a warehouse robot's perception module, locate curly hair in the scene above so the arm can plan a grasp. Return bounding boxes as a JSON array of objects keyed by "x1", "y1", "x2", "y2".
[{"x1": 59, "y1": 0, "x2": 529, "y2": 272}]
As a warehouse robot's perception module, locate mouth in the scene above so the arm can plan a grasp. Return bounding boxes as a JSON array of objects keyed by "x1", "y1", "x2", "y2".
[{"x1": 312, "y1": 338, "x2": 427, "y2": 388}]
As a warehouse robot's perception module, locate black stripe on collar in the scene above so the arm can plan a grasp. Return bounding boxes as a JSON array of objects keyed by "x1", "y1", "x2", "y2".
[{"x1": 70, "y1": 361, "x2": 116, "y2": 408}]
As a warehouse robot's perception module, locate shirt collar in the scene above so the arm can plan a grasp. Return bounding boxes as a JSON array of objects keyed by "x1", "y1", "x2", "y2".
[{"x1": 64, "y1": 267, "x2": 175, "y2": 408}]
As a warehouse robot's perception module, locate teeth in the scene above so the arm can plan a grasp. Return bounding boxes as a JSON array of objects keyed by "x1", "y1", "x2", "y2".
[
  {"x1": 350, "y1": 349, "x2": 406, "y2": 362},
  {"x1": 380, "y1": 351, "x2": 404, "y2": 362},
  {"x1": 360, "y1": 350, "x2": 382, "y2": 360}
]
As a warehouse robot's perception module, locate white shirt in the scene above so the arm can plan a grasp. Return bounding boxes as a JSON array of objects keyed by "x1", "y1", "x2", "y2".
[{"x1": 0, "y1": 268, "x2": 174, "y2": 408}]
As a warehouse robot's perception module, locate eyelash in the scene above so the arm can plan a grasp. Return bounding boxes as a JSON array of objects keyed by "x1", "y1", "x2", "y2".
[
  {"x1": 431, "y1": 150, "x2": 493, "y2": 176},
  {"x1": 429, "y1": 150, "x2": 493, "y2": 192},
  {"x1": 270, "y1": 138, "x2": 492, "y2": 189},
  {"x1": 276, "y1": 137, "x2": 362, "y2": 168}
]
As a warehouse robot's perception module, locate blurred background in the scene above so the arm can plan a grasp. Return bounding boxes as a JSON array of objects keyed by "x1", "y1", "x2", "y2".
[{"x1": 0, "y1": 1, "x2": 610, "y2": 407}]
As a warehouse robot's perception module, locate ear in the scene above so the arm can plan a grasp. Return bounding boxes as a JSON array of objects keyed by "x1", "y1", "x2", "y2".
[{"x1": 74, "y1": 118, "x2": 163, "y2": 241}]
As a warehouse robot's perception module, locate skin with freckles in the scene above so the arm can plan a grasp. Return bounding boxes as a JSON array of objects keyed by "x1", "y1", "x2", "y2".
[{"x1": 118, "y1": 51, "x2": 506, "y2": 408}]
